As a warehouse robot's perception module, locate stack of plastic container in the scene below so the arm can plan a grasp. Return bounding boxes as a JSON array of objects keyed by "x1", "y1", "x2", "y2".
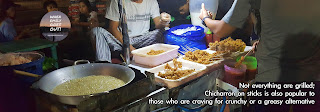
[{"x1": 68, "y1": 0, "x2": 80, "y2": 20}]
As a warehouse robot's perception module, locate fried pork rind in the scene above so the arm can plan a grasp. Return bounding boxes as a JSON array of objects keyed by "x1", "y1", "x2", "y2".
[
  {"x1": 209, "y1": 37, "x2": 246, "y2": 52},
  {"x1": 147, "y1": 50, "x2": 165, "y2": 55},
  {"x1": 0, "y1": 54, "x2": 32, "y2": 66},
  {"x1": 158, "y1": 59, "x2": 195, "y2": 80},
  {"x1": 183, "y1": 50, "x2": 223, "y2": 64},
  {"x1": 173, "y1": 58, "x2": 182, "y2": 68}
]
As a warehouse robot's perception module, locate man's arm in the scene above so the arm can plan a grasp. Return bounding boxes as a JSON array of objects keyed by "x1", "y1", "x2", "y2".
[
  {"x1": 203, "y1": 19, "x2": 236, "y2": 38},
  {"x1": 153, "y1": 17, "x2": 166, "y2": 29},
  {"x1": 108, "y1": 20, "x2": 136, "y2": 51},
  {"x1": 153, "y1": 12, "x2": 171, "y2": 29},
  {"x1": 200, "y1": 0, "x2": 251, "y2": 38},
  {"x1": 199, "y1": 3, "x2": 236, "y2": 38},
  {"x1": 108, "y1": 20, "x2": 123, "y2": 43}
]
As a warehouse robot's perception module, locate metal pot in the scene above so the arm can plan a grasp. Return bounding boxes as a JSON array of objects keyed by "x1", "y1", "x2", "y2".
[{"x1": 33, "y1": 60, "x2": 135, "y2": 105}]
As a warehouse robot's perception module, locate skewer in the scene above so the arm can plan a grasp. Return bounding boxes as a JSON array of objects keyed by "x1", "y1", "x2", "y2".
[{"x1": 234, "y1": 49, "x2": 253, "y2": 68}]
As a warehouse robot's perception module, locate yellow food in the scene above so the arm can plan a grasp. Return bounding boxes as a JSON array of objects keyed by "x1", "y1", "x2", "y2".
[
  {"x1": 209, "y1": 37, "x2": 246, "y2": 52},
  {"x1": 158, "y1": 59, "x2": 195, "y2": 80},
  {"x1": 52, "y1": 75, "x2": 125, "y2": 96},
  {"x1": 183, "y1": 50, "x2": 223, "y2": 64},
  {"x1": 147, "y1": 50, "x2": 165, "y2": 55}
]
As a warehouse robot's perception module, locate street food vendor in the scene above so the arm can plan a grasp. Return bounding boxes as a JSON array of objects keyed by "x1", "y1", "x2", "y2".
[
  {"x1": 0, "y1": 0, "x2": 30, "y2": 42},
  {"x1": 90, "y1": 0, "x2": 171, "y2": 62},
  {"x1": 199, "y1": 0, "x2": 320, "y2": 82},
  {"x1": 200, "y1": 1, "x2": 320, "y2": 111}
]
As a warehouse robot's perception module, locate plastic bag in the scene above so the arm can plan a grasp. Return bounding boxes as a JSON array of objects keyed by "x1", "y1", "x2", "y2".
[{"x1": 165, "y1": 24, "x2": 206, "y2": 54}]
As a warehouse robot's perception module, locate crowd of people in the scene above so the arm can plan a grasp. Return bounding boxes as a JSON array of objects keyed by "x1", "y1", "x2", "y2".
[
  {"x1": 1, "y1": 0, "x2": 319, "y2": 79},
  {"x1": 1, "y1": 0, "x2": 319, "y2": 80}
]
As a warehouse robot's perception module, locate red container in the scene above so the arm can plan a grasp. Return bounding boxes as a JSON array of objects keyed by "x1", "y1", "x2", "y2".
[
  {"x1": 205, "y1": 30, "x2": 213, "y2": 48},
  {"x1": 236, "y1": 56, "x2": 257, "y2": 82},
  {"x1": 223, "y1": 62, "x2": 247, "y2": 88},
  {"x1": 246, "y1": 69, "x2": 257, "y2": 81}
]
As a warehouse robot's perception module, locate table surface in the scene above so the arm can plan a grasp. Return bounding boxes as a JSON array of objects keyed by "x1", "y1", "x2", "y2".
[{"x1": 0, "y1": 38, "x2": 58, "y2": 53}]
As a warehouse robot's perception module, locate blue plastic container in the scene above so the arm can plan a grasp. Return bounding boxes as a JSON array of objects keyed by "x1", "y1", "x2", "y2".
[
  {"x1": 165, "y1": 24, "x2": 206, "y2": 54},
  {"x1": 1, "y1": 52, "x2": 45, "y2": 85},
  {"x1": 15, "y1": 58, "x2": 44, "y2": 85}
]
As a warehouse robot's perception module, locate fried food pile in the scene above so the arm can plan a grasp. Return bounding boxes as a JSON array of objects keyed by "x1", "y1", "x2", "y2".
[
  {"x1": 183, "y1": 50, "x2": 223, "y2": 64},
  {"x1": 147, "y1": 50, "x2": 165, "y2": 55},
  {"x1": 52, "y1": 76, "x2": 125, "y2": 96},
  {"x1": 158, "y1": 59, "x2": 195, "y2": 80},
  {"x1": 0, "y1": 54, "x2": 32, "y2": 66},
  {"x1": 209, "y1": 37, "x2": 246, "y2": 52}
]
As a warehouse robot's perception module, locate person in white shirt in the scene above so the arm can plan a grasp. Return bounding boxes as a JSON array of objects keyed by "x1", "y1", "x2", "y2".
[{"x1": 91, "y1": 0, "x2": 171, "y2": 62}]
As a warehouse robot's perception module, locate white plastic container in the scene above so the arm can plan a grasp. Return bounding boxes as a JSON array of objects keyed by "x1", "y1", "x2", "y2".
[
  {"x1": 147, "y1": 59, "x2": 207, "y2": 88},
  {"x1": 131, "y1": 44, "x2": 180, "y2": 67},
  {"x1": 189, "y1": 0, "x2": 219, "y2": 32}
]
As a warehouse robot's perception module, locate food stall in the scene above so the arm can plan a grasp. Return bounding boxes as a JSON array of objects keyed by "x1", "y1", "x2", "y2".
[
  {"x1": 0, "y1": 30, "x2": 253, "y2": 112},
  {"x1": 0, "y1": 0, "x2": 256, "y2": 112},
  {"x1": 26, "y1": 38, "x2": 253, "y2": 112}
]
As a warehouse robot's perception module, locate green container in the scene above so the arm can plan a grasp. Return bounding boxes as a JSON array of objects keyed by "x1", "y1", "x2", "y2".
[{"x1": 236, "y1": 56, "x2": 257, "y2": 69}]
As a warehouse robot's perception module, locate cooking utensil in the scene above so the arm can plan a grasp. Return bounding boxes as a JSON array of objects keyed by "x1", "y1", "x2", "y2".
[
  {"x1": 0, "y1": 52, "x2": 45, "y2": 84},
  {"x1": 118, "y1": 0, "x2": 131, "y2": 66},
  {"x1": 33, "y1": 60, "x2": 135, "y2": 105},
  {"x1": 234, "y1": 49, "x2": 253, "y2": 68},
  {"x1": 13, "y1": 70, "x2": 41, "y2": 78}
]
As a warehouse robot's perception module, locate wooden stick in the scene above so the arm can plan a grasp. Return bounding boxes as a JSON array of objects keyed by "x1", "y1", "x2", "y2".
[
  {"x1": 235, "y1": 49, "x2": 253, "y2": 68},
  {"x1": 13, "y1": 70, "x2": 40, "y2": 78}
]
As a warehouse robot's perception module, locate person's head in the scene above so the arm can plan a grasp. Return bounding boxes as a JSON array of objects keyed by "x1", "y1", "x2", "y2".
[
  {"x1": 43, "y1": 0, "x2": 58, "y2": 12},
  {"x1": 79, "y1": 0, "x2": 94, "y2": 14},
  {"x1": 1, "y1": 0, "x2": 20, "y2": 18}
]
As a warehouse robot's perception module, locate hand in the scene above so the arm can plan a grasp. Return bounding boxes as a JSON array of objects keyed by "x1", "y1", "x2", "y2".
[
  {"x1": 130, "y1": 45, "x2": 136, "y2": 52},
  {"x1": 252, "y1": 40, "x2": 259, "y2": 53},
  {"x1": 199, "y1": 3, "x2": 211, "y2": 20},
  {"x1": 21, "y1": 28, "x2": 31, "y2": 36},
  {"x1": 15, "y1": 28, "x2": 31, "y2": 40},
  {"x1": 89, "y1": 19, "x2": 99, "y2": 28},
  {"x1": 129, "y1": 45, "x2": 136, "y2": 57},
  {"x1": 160, "y1": 12, "x2": 171, "y2": 25}
]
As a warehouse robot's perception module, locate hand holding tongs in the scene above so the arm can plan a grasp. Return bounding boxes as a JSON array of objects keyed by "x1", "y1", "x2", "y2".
[
  {"x1": 234, "y1": 48, "x2": 253, "y2": 68},
  {"x1": 234, "y1": 40, "x2": 259, "y2": 68}
]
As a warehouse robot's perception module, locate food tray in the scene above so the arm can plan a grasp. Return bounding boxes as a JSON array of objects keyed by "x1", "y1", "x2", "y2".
[
  {"x1": 147, "y1": 59, "x2": 207, "y2": 88},
  {"x1": 132, "y1": 44, "x2": 180, "y2": 67},
  {"x1": 179, "y1": 49, "x2": 224, "y2": 71}
]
